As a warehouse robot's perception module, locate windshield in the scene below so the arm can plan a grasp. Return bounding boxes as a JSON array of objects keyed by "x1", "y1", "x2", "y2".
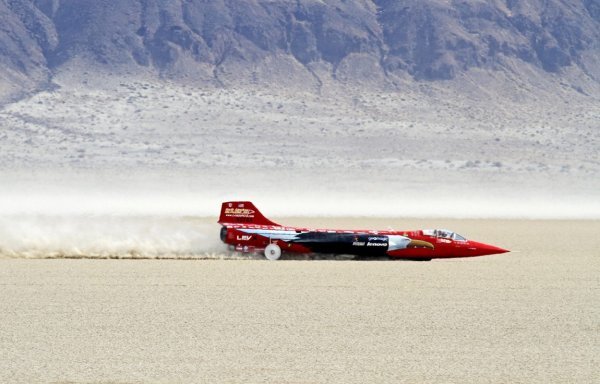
[
  {"x1": 422, "y1": 229, "x2": 467, "y2": 241},
  {"x1": 452, "y1": 233, "x2": 466, "y2": 241}
]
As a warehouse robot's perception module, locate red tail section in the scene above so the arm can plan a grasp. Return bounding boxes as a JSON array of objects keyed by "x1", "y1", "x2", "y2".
[{"x1": 218, "y1": 201, "x2": 281, "y2": 227}]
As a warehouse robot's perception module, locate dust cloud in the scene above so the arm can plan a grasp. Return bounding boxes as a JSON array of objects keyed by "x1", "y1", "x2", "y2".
[{"x1": 0, "y1": 215, "x2": 224, "y2": 259}]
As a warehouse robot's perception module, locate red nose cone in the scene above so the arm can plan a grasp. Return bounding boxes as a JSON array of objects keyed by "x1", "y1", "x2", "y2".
[{"x1": 467, "y1": 241, "x2": 510, "y2": 256}]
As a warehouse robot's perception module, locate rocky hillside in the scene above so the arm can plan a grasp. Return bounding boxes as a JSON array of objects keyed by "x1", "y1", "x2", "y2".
[{"x1": 1, "y1": 0, "x2": 599, "y2": 101}]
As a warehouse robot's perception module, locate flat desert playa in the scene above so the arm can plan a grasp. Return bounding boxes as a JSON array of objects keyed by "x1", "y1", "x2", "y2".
[{"x1": 0, "y1": 219, "x2": 598, "y2": 383}]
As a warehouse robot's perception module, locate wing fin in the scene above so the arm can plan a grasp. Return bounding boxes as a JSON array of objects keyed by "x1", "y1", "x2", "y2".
[{"x1": 218, "y1": 201, "x2": 281, "y2": 226}]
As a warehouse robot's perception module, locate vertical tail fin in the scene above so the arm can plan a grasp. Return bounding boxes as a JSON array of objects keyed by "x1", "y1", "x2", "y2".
[{"x1": 218, "y1": 201, "x2": 281, "y2": 226}]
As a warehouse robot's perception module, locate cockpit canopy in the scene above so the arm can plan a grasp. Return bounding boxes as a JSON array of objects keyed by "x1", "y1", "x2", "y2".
[{"x1": 422, "y1": 229, "x2": 467, "y2": 241}]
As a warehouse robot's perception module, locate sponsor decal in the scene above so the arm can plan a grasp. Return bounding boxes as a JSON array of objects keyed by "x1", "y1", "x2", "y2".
[
  {"x1": 237, "y1": 235, "x2": 252, "y2": 241},
  {"x1": 438, "y1": 239, "x2": 451, "y2": 244},
  {"x1": 352, "y1": 241, "x2": 366, "y2": 246},
  {"x1": 369, "y1": 236, "x2": 387, "y2": 241},
  {"x1": 225, "y1": 207, "x2": 255, "y2": 218},
  {"x1": 367, "y1": 242, "x2": 388, "y2": 247}
]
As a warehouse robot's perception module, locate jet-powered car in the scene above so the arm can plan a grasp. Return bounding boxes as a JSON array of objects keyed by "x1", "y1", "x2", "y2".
[{"x1": 218, "y1": 201, "x2": 509, "y2": 261}]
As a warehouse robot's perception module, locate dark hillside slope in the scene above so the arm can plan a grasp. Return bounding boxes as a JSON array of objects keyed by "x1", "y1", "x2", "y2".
[
  {"x1": 376, "y1": 0, "x2": 600, "y2": 80},
  {"x1": 0, "y1": 0, "x2": 598, "y2": 101}
]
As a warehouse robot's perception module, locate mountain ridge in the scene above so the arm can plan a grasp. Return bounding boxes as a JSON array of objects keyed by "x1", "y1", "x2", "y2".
[{"x1": 1, "y1": 0, "x2": 599, "y2": 102}]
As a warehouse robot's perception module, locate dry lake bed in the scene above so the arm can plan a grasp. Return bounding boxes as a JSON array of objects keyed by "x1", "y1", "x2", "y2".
[{"x1": 0, "y1": 218, "x2": 598, "y2": 383}]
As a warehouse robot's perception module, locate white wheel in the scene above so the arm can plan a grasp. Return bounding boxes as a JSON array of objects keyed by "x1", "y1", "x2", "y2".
[{"x1": 264, "y1": 244, "x2": 281, "y2": 260}]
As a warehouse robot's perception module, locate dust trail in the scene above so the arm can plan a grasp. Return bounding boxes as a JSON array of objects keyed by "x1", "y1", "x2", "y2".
[
  {"x1": 0, "y1": 215, "x2": 229, "y2": 259},
  {"x1": 0, "y1": 215, "x2": 372, "y2": 260}
]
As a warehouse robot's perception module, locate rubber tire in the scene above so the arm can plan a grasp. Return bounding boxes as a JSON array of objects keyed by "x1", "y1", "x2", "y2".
[{"x1": 264, "y1": 244, "x2": 282, "y2": 260}]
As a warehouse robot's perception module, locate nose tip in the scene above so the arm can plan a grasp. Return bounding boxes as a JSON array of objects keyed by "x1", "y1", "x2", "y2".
[
  {"x1": 488, "y1": 245, "x2": 510, "y2": 255},
  {"x1": 469, "y1": 241, "x2": 510, "y2": 256}
]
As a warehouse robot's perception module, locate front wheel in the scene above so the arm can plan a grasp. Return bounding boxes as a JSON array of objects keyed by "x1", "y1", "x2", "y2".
[{"x1": 264, "y1": 244, "x2": 282, "y2": 260}]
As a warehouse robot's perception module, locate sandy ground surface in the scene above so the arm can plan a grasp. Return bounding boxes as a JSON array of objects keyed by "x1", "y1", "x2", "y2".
[{"x1": 0, "y1": 218, "x2": 598, "y2": 383}]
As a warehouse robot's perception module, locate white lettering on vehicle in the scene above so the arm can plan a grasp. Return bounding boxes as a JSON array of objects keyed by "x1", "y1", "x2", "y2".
[
  {"x1": 367, "y1": 242, "x2": 388, "y2": 247},
  {"x1": 352, "y1": 241, "x2": 365, "y2": 246},
  {"x1": 225, "y1": 208, "x2": 255, "y2": 218},
  {"x1": 237, "y1": 235, "x2": 252, "y2": 241}
]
